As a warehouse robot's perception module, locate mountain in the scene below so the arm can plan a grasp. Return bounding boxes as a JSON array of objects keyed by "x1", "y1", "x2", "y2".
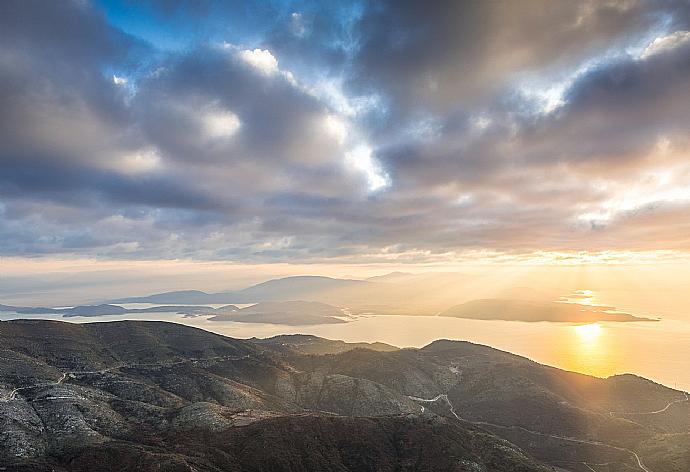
[
  {"x1": 5, "y1": 415, "x2": 552, "y2": 472},
  {"x1": 231, "y1": 276, "x2": 368, "y2": 301},
  {"x1": 366, "y1": 271, "x2": 416, "y2": 282},
  {"x1": 104, "y1": 273, "x2": 518, "y2": 315},
  {"x1": 440, "y1": 298, "x2": 657, "y2": 322},
  {"x1": 105, "y1": 273, "x2": 657, "y2": 321},
  {"x1": 99, "y1": 273, "x2": 469, "y2": 317},
  {"x1": 111, "y1": 276, "x2": 370, "y2": 305},
  {"x1": 0, "y1": 319, "x2": 548, "y2": 472},
  {"x1": 110, "y1": 289, "x2": 227, "y2": 304},
  {"x1": 1, "y1": 320, "x2": 686, "y2": 471}
]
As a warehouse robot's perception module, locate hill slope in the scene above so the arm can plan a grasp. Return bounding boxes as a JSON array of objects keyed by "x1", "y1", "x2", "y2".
[{"x1": 0, "y1": 320, "x2": 687, "y2": 471}]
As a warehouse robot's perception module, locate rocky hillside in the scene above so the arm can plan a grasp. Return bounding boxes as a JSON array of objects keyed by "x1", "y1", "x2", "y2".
[{"x1": 1, "y1": 320, "x2": 687, "y2": 471}]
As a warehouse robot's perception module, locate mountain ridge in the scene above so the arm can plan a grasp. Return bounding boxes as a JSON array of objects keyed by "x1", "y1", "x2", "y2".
[
  {"x1": 109, "y1": 276, "x2": 370, "y2": 305},
  {"x1": 1, "y1": 319, "x2": 686, "y2": 471}
]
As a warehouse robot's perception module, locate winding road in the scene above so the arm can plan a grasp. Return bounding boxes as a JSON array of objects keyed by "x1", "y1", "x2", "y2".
[
  {"x1": 1, "y1": 353, "x2": 251, "y2": 403},
  {"x1": 610, "y1": 391, "x2": 689, "y2": 417},
  {"x1": 408, "y1": 393, "x2": 654, "y2": 472},
  {"x1": 408, "y1": 394, "x2": 460, "y2": 420}
]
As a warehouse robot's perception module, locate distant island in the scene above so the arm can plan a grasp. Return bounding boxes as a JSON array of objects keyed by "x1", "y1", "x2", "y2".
[
  {"x1": 439, "y1": 298, "x2": 657, "y2": 323},
  {"x1": 2, "y1": 294, "x2": 657, "y2": 325},
  {"x1": 209, "y1": 300, "x2": 348, "y2": 325},
  {"x1": 0, "y1": 303, "x2": 239, "y2": 317},
  {"x1": 0, "y1": 300, "x2": 347, "y2": 326}
]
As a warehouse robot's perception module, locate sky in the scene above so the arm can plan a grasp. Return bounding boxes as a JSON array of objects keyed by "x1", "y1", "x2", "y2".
[{"x1": 2, "y1": 0, "x2": 690, "y2": 297}]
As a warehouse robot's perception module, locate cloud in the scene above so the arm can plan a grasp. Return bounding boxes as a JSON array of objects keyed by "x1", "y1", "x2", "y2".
[
  {"x1": 238, "y1": 48, "x2": 279, "y2": 75},
  {"x1": 346, "y1": 0, "x2": 679, "y2": 115},
  {"x1": 640, "y1": 30, "x2": 690, "y2": 59},
  {"x1": 113, "y1": 75, "x2": 128, "y2": 85},
  {"x1": 200, "y1": 107, "x2": 242, "y2": 139},
  {"x1": 1, "y1": 0, "x2": 690, "y2": 262},
  {"x1": 345, "y1": 145, "x2": 389, "y2": 192}
]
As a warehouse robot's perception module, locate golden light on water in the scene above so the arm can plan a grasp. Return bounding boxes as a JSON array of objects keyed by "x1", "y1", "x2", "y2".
[{"x1": 556, "y1": 322, "x2": 614, "y2": 379}]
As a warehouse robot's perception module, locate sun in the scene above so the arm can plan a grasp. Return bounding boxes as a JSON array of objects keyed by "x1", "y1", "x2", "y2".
[{"x1": 574, "y1": 323, "x2": 602, "y2": 340}]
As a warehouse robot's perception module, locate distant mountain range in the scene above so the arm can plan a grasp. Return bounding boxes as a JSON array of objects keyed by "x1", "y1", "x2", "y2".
[
  {"x1": 0, "y1": 320, "x2": 686, "y2": 471},
  {"x1": 98, "y1": 274, "x2": 656, "y2": 323},
  {"x1": 1, "y1": 274, "x2": 656, "y2": 324},
  {"x1": 109, "y1": 276, "x2": 369, "y2": 304}
]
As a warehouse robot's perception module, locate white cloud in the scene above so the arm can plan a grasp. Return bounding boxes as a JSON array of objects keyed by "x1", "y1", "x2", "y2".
[
  {"x1": 345, "y1": 144, "x2": 390, "y2": 192},
  {"x1": 202, "y1": 109, "x2": 241, "y2": 139},
  {"x1": 640, "y1": 30, "x2": 690, "y2": 60},
  {"x1": 117, "y1": 148, "x2": 161, "y2": 174},
  {"x1": 577, "y1": 164, "x2": 690, "y2": 223},
  {"x1": 112, "y1": 75, "x2": 127, "y2": 85},
  {"x1": 323, "y1": 114, "x2": 348, "y2": 144},
  {"x1": 238, "y1": 48, "x2": 279, "y2": 76},
  {"x1": 307, "y1": 76, "x2": 381, "y2": 118},
  {"x1": 472, "y1": 115, "x2": 492, "y2": 131}
]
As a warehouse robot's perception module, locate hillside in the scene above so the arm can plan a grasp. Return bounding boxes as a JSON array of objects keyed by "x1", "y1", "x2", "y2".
[{"x1": 0, "y1": 320, "x2": 687, "y2": 471}]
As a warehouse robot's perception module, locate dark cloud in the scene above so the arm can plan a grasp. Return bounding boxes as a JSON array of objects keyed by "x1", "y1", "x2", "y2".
[
  {"x1": 347, "y1": 0, "x2": 676, "y2": 114},
  {"x1": 0, "y1": 1, "x2": 133, "y2": 63}
]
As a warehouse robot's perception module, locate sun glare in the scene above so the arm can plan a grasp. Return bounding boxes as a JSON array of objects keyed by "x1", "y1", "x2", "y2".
[{"x1": 574, "y1": 323, "x2": 602, "y2": 340}]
